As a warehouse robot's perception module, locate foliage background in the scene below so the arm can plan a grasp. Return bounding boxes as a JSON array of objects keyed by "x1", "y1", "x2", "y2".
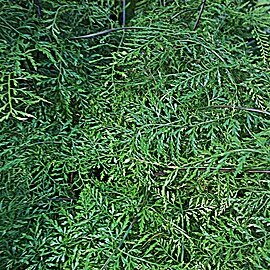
[{"x1": 0, "y1": 0, "x2": 270, "y2": 269}]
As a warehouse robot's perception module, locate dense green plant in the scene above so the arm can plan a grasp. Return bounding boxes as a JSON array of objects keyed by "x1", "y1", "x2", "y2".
[{"x1": 0, "y1": 0, "x2": 269, "y2": 269}]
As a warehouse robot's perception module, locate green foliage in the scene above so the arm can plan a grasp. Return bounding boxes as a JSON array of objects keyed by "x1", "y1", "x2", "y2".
[{"x1": 0, "y1": 0, "x2": 270, "y2": 269}]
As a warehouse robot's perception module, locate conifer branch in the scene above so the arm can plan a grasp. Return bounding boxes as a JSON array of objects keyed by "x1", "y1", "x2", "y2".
[{"x1": 193, "y1": 0, "x2": 206, "y2": 30}]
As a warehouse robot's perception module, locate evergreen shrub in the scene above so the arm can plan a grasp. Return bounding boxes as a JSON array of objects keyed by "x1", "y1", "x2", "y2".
[{"x1": 0, "y1": 0, "x2": 269, "y2": 269}]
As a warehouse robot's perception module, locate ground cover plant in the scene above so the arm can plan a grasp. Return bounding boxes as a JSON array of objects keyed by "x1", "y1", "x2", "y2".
[{"x1": 0, "y1": 0, "x2": 270, "y2": 269}]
